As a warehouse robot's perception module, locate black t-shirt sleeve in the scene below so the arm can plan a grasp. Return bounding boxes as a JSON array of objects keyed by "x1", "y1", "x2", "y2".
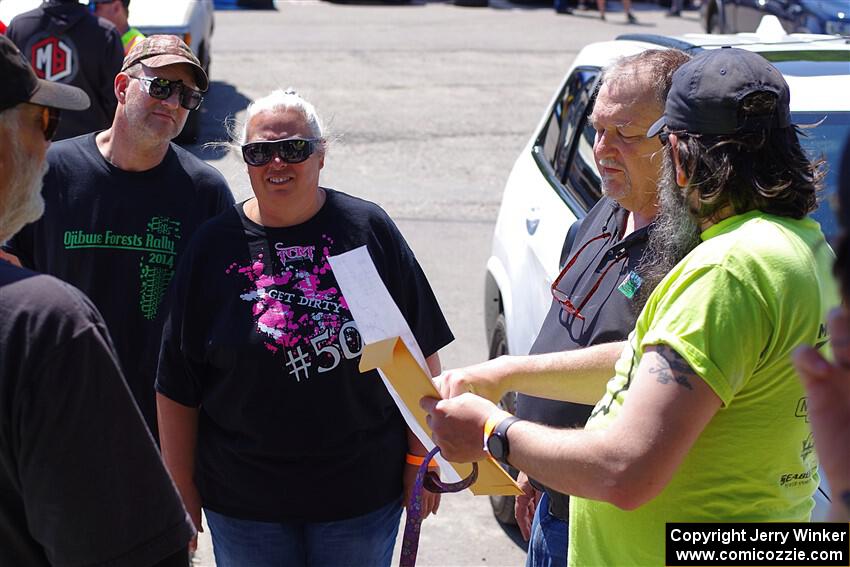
[
  {"x1": 172, "y1": 147, "x2": 235, "y2": 220},
  {"x1": 155, "y1": 230, "x2": 207, "y2": 407},
  {"x1": 213, "y1": 174, "x2": 237, "y2": 214},
  {"x1": 372, "y1": 214, "x2": 454, "y2": 359},
  {"x1": 7, "y1": 277, "x2": 194, "y2": 566}
]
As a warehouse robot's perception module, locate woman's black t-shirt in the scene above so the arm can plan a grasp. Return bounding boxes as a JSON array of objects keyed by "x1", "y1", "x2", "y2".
[{"x1": 156, "y1": 189, "x2": 453, "y2": 522}]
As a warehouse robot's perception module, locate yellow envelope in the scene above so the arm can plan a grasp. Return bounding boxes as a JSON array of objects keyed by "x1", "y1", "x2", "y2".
[{"x1": 360, "y1": 336, "x2": 523, "y2": 497}]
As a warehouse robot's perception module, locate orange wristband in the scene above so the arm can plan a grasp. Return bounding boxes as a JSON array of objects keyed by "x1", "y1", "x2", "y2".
[{"x1": 406, "y1": 453, "x2": 439, "y2": 468}]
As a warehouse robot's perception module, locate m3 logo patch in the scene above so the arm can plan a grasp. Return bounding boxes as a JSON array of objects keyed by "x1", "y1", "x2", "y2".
[{"x1": 30, "y1": 36, "x2": 75, "y2": 82}]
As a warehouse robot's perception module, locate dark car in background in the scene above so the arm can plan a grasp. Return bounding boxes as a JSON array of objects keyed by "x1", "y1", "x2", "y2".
[{"x1": 702, "y1": 0, "x2": 850, "y2": 35}]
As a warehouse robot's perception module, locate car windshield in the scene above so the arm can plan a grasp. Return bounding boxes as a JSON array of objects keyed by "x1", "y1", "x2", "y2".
[{"x1": 794, "y1": 111, "x2": 849, "y2": 242}]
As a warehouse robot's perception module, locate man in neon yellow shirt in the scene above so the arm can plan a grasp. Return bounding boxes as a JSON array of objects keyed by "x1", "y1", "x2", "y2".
[
  {"x1": 423, "y1": 48, "x2": 838, "y2": 566},
  {"x1": 92, "y1": 0, "x2": 144, "y2": 54}
]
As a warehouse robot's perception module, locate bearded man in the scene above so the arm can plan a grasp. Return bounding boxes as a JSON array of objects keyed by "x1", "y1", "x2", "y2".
[
  {"x1": 426, "y1": 48, "x2": 837, "y2": 566},
  {"x1": 430, "y1": 49, "x2": 694, "y2": 567}
]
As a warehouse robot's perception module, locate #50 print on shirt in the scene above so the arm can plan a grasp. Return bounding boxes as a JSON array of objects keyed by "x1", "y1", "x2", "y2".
[{"x1": 227, "y1": 235, "x2": 364, "y2": 383}]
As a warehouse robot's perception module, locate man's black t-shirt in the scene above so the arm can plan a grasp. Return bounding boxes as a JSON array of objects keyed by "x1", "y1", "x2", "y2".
[
  {"x1": 156, "y1": 190, "x2": 454, "y2": 523},
  {"x1": 6, "y1": 0, "x2": 123, "y2": 140},
  {"x1": 5, "y1": 133, "x2": 234, "y2": 435},
  {"x1": 0, "y1": 262, "x2": 194, "y2": 567},
  {"x1": 517, "y1": 197, "x2": 650, "y2": 519}
]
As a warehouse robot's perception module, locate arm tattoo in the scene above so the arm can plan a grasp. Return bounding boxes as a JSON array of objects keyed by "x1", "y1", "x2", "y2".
[{"x1": 647, "y1": 345, "x2": 698, "y2": 391}]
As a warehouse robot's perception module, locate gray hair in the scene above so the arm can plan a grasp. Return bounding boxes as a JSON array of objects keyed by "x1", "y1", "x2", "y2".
[
  {"x1": 239, "y1": 89, "x2": 324, "y2": 141},
  {"x1": 219, "y1": 88, "x2": 329, "y2": 158},
  {"x1": 600, "y1": 49, "x2": 692, "y2": 109}
]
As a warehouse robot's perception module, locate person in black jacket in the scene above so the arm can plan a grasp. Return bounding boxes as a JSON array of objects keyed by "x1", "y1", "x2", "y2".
[{"x1": 6, "y1": 0, "x2": 123, "y2": 140}]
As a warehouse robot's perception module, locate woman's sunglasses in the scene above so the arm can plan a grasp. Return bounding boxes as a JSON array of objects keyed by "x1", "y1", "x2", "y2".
[
  {"x1": 241, "y1": 138, "x2": 319, "y2": 167},
  {"x1": 40, "y1": 106, "x2": 61, "y2": 141},
  {"x1": 130, "y1": 76, "x2": 204, "y2": 111}
]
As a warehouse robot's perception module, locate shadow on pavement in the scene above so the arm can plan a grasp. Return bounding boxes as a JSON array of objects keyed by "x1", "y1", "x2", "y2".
[
  {"x1": 499, "y1": 519, "x2": 529, "y2": 551},
  {"x1": 183, "y1": 81, "x2": 252, "y2": 161}
]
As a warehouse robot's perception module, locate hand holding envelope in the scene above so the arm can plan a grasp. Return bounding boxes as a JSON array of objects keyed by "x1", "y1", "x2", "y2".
[{"x1": 329, "y1": 246, "x2": 522, "y2": 496}]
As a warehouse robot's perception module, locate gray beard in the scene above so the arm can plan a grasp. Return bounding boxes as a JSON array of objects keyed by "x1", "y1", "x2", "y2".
[
  {"x1": 633, "y1": 151, "x2": 702, "y2": 312},
  {"x1": 0, "y1": 141, "x2": 47, "y2": 245}
]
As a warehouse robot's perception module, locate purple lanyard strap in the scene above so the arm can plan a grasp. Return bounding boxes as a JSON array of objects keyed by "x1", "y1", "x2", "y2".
[{"x1": 399, "y1": 446, "x2": 479, "y2": 567}]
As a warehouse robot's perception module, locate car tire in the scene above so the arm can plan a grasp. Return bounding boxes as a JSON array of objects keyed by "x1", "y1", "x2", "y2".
[{"x1": 487, "y1": 314, "x2": 520, "y2": 526}]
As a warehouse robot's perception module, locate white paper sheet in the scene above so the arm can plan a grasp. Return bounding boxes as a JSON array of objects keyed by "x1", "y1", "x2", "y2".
[{"x1": 328, "y1": 246, "x2": 460, "y2": 482}]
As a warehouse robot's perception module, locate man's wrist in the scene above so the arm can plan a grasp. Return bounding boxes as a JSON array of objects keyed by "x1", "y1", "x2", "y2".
[
  {"x1": 483, "y1": 409, "x2": 521, "y2": 465},
  {"x1": 482, "y1": 408, "x2": 513, "y2": 448}
]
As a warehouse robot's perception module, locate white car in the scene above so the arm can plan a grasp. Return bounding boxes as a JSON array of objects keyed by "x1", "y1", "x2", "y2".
[
  {"x1": 0, "y1": 0, "x2": 215, "y2": 142},
  {"x1": 485, "y1": 17, "x2": 847, "y2": 524},
  {"x1": 129, "y1": 0, "x2": 215, "y2": 142}
]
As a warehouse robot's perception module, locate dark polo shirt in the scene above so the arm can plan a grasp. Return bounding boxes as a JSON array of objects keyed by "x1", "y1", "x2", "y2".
[{"x1": 516, "y1": 196, "x2": 651, "y2": 520}]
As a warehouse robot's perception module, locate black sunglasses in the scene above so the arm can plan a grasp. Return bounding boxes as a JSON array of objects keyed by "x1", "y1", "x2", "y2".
[
  {"x1": 130, "y1": 76, "x2": 204, "y2": 111},
  {"x1": 241, "y1": 138, "x2": 319, "y2": 167},
  {"x1": 40, "y1": 106, "x2": 61, "y2": 141}
]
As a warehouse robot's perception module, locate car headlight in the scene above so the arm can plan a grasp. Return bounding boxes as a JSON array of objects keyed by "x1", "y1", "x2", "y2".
[{"x1": 825, "y1": 19, "x2": 850, "y2": 36}]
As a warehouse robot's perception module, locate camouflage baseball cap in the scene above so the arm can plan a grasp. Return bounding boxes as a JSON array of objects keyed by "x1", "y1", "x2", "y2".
[{"x1": 121, "y1": 34, "x2": 209, "y2": 92}]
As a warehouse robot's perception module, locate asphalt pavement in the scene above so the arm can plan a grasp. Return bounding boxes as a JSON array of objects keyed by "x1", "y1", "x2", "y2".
[{"x1": 188, "y1": 1, "x2": 703, "y2": 564}]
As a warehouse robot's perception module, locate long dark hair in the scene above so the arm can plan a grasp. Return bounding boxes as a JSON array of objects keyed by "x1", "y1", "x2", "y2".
[
  {"x1": 834, "y1": 136, "x2": 850, "y2": 301},
  {"x1": 673, "y1": 92, "x2": 824, "y2": 225}
]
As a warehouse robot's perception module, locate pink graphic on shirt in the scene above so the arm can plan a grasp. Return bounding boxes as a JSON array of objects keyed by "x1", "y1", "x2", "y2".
[{"x1": 226, "y1": 235, "x2": 363, "y2": 382}]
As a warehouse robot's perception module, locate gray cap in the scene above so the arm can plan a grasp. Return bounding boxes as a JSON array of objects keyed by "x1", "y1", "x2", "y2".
[{"x1": 647, "y1": 47, "x2": 791, "y2": 138}]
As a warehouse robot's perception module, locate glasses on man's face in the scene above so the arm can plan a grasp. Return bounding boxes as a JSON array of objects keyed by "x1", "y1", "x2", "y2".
[
  {"x1": 241, "y1": 138, "x2": 319, "y2": 167},
  {"x1": 40, "y1": 106, "x2": 61, "y2": 141},
  {"x1": 551, "y1": 231, "x2": 627, "y2": 320},
  {"x1": 130, "y1": 76, "x2": 204, "y2": 111}
]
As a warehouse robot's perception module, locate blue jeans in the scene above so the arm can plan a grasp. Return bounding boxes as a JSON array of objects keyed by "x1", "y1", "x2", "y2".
[
  {"x1": 525, "y1": 492, "x2": 569, "y2": 567},
  {"x1": 205, "y1": 499, "x2": 402, "y2": 567}
]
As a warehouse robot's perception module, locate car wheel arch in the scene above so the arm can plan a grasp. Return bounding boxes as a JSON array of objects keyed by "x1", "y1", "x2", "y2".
[{"x1": 484, "y1": 258, "x2": 515, "y2": 354}]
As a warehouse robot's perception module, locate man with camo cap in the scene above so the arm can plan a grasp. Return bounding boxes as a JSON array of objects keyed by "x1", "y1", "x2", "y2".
[{"x1": 5, "y1": 35, "x2": 234, "y2": 438}]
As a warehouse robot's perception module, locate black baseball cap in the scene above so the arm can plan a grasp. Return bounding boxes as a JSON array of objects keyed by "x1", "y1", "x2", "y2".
[
  {"x1": 647, "y1": 47, "x2": 791, "y2": 138},
  {"x1": 0, "y1": 35, "x2": 90, "y2": 113}
]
